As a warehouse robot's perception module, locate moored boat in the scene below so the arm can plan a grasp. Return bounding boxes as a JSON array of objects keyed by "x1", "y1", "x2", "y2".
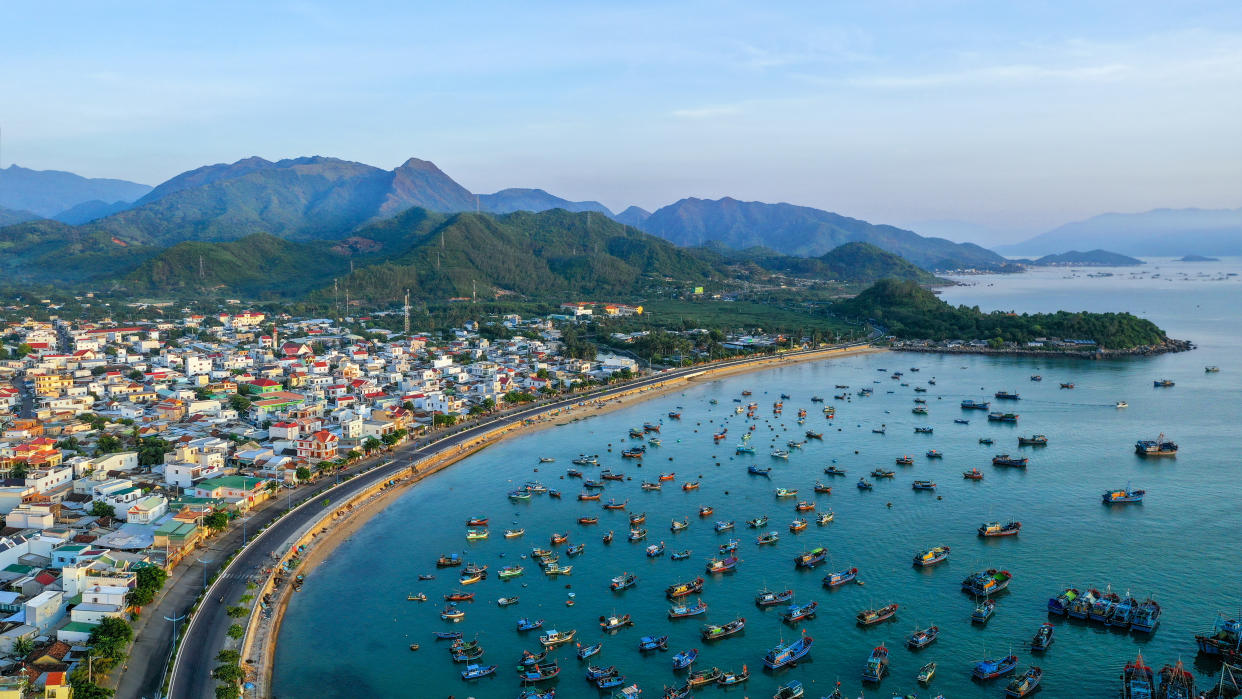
[
  {"x1": 538, "y1": 628, "x2": 575, "y2": 647},
  {"x1": 962, "y1": 399, "x2": 991, "y2": 410},
  {"x1": 577, "y1": 641, "x2": 602, "y2": 659},
  {"x1": 639, "y1": 634, "x2": 668, "y2": 651},
  {"x1": 989, "y1": 412, "x2": 1020, "y2": 422},
  {"x1": 1005, "y1": 666, "x2": 1043, "y2": 697},
  {"x1": 783, "y1": 600, "x2": 818, "y2": 623},
  {"x1": 1067, "y1": 588, "x2": 1100, "y2": 619},
  {"x1": 912, "y1": 479, "x2": 937, "y2": 490},
  {"x1": 895, "y1": 455, "x2": 914, "y2": 465},
  {"x1": 517, "y1": 660, "x2": 560, "y2": 683},
  {"x1": 687, "y1": 666, "x2": 722, "y2": 687},
  {"x1": 1047, "y1": 587, "x2": 1079, "y2": 615},
  {"x1": 913, "y1": 545, "x2": 950, "y2": 567},
  {"x1": 962, "y1": 568, "x2": 1013, "y2": 595},
  {"x1": 610, "y1": 572, "x2": 638, "y2": 591},
  {"x1": 856, "y1": 603, "x2": 898, "y2": 626},
  {"x1": 1136, "y1": 433, "x2": 1178, "y2": 456},
  {"x1": 992, "y1": 454, "x2": 1028, "y2": 467},
  {"x1": 717, "y1": 665, "x2": 749, "y2": 686},
  {"x1": 516, "y1": 618, "x2": 544, "y2": 631},
  {"x1": 1090, "y1": 588, "x2": 1122, "y2": 622},
  {"x1": 1122, "y1": 652, "x2": 1155, "y2": 698},
  {"x1": 973, "y1": 653, "x2": 1019, "y2": 679},
  {"x1": 671, "y1": 647, "x2": 698, "y2": 669},
  {"x1": 669, "y1": 599, "x2": 708, "y2": 618},
  {"x1": 774, "y1": 679, "x2": 804, "y2": 699},
  {"x1": 862, "y1": 644, "x2": 889, "y2": 682},
  {"x1": 1195, "y1": 613, "x2": 1242, "y2": 656},
  {"x1": 794, "y1": 546, "x2": 827, "y2": 567},
  {"x1": 755, "y1": 587, "x2": 795, "y2": 607},
  {"x1": 1157, "y1": 660, "x2": 1196, "y2": 699},
  {"x1": 600, "y1": 613, "x2": 633, "y2": 631},
  {"x1": 816, "y1": 510, "x2": 834, "y2": 525},
  {"x1": 666, "y1": 577, "x2": 704, "y2": 599},
  {"x1": 763, "y1": 632, "x2": 813, "y2": 669},
  {"x1": 460, "y1": 663, "x2": 497, "y2": 680},
  {"x1": 995, "y1": 391, "x2": 1020, "y2": 400},
  {"x1": 979, "y1": 520, "x2": 1022, "y2": 537},
  {"x1": 1132, "y1": 597, "x2": 1162, "y2": 632},
  {"x1": 823, "y1": 566, "x2": 858, "y2": 587},
  {"x1": 972, "y1": 597, "x2": 997, "y2": 623},
  {"x1": 701, "y1": 616, "x2": 745, "y2": 641},
  {"x1": 1108, "y1": 594, "x2": 1138, "y2": 628},
  {"x1": 917, "y1": 661, "x2": 936, "y2": 683},
  {"x1": 1018, "y1": 434, "x2": 1048, "y2": 446},
  {"x1": 1031, "y1": 622, "x2": 1054, "y2": 650},
  {"x1": 907, "y1": 625, "x2": 939, "y2": 648},
  {"x1": 963, "y1": 468, "x2": 985, "y2": 480},
  {"x1": 706, "y1": 555, "x2": 740, "y2": 573},
  {"x1": 1102, "y1": 486, "x2": 1145, "y2": 504}
]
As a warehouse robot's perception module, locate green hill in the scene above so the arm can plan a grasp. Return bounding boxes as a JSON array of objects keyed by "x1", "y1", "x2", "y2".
[
  {"x1": 836, "y1": 279, "x2": 1168, "y2": 349},
  {"x1": 722, "y1": 242, "x2": 937, "y2": 283}
]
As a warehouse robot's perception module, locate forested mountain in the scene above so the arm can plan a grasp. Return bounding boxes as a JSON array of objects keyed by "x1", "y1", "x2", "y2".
[
  {"x1": 614, "y1": 205, "x2": 652, "y2": 228},
  {"x1": 1022, "y1": 249, "x2": 1144, "y2": 266},
  {"x1": 715, "y1": 242, "x2": 936, "y2": 283},
  {"x1": 0, "y1": 205, "x2": 40, "y2": 226},
  {"x1": 638, "y1": 197, "x2": 1012, "y2": 271},
  {"x1": 835, "y1": 279, "x2": 1167, "y2": 349}
]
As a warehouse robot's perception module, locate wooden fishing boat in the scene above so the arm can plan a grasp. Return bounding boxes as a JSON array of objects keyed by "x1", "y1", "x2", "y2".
[
  {"x1": 565, "y1": 543, "x2": 585, "y2": 557},
  {"x1": 646, "y1": 541, "x2": 666, "y2": 557},
  {"x1": 774, "y1": 487, "x2": 798, "y2": 498},
  {"x1": 596, "y1": 674, "x2": 627, "y2": 690},
  {"x1": 671, "y1": 549, "x2": 692, "y2": 560},
  {"x1": 640, "y1": 480, "x2": 662, "y2": 491},
  {"x1": 824, "y1": 465, "x2": 846, "y2": 476},
  {"x1": 549, "y1": 532, "x2": 568, "y2": 545},
  {"x1": 701, "y1": 616, "x2": 745, "y2": 641},
  {"x1": 600, "y1": 613, "x2": 633, "y2": 631},
  {"x1": 659, "y1": 472, "x2": 676, "y2": 481},
  {"x1": 963, "y1": 468, "x2": 984, "y2": 480},
  {"x1": 584, "y1": 664, "x2": 615, "y2": 680},
  {"x1": 764, "y1": 633, "x2": 814, "y2": 669},
  {"x1": 578, "y1": 492, "x2": 601, "y2": 501},
  {"x1": 629, "y1": 512, "x2": 647, "y2": 525},
  {"x1": 755, "y1": 587, "x2": 794, "y2": 607},
  {"x1": 907, "y1": 625, "x2": 938, "y2": 648},
  {"x1": 1157, "y1": 659, "x2": 1196, "y2": 699},
  {"x1": 517, "y1": 617, "x2": 545, "y2": 631},
  {"x1": 458, "y1": 572, "x2": 484, "y2": 585},
  {"x1": 440, "y1": 606, "x2": 466, "y2": 620},
  {"x1": 913, "y1": 545, "x2": 950, "y2": 567},
  {"x1": 602, "y1": 530, "x2": 614, "y2": 544},
  {"x1": 639, "y1": 635, "x2": 669, "y2": 651},
  {"x1": 517, "y1": 661, "x2": 560, "y2": 683},
  {"x1": 576, "y1": 641, "x2": 602, "y2": 659},
  {"x1": 862, "y1": 644, "x2": 889, "y2": 682},
  {"x1": 434, "y1": 631, "x2": 462, "y2": 640},
  {"x1": 698, "y1": 505, "x2": 713, "y2": 516},
  {"x1": 627, "y1": 528, "x2": 647, "y2": 542},
  {"x1": 504, "y1": 528, "x2": 525, "y2": 538},
  {"x1": 451, "y1": 647, "x2": 483, "y2": 663},
  {"x1": 1031, "y1": 622, "x2": 1054, "y2": 650},
  {"x1": 973, "y1": 653, "x2": 1019, "y2": 679},
  {"x1": 538, "y1": 629, "x2": 576, "y2": 647},
  {"x1": 972, "y1": 598, "x2": 997, "y2": 623},
  {"x1": 519, "y1": 648, "x2": 548, "y2": 665},
  {"x1": 912, "y1": 479, "x2": 937, "y2": 490},
  {"x1": 717, "y1": 665, "x2": 749, "y2": 686},
  {"x1": 813, "y1": 481, "x2": 832, "y2": 494},
  {"x1": 979, "y1": 520, "x2": 1021, "y2": 537},
  {"x1": 917, "y1": 660, "x2": 936, "y2": 683},
  {"x1": 962, "y1": 568, "x2": 1012, "y2": 596},
  {"x1": 795, "y1": 500, "x2": 816, "y2": 512},
  {"x1": 788, "y1": 518, "x2": 807, "y2": 532},
  {"x1": 784, "y1": 600, "x2": 818, "y2": 623},
  {"x1": 856, "y1": 603, "x2": 898, "y2": 626},
  {"x1": 748, "y1": 465, "x2": 772, "y2": 476},
  {"x1": 498, "y1": 596, "x2": 519, "y2": 606},
  {"x1": 610, "y1": 572, "x2": 638, "y2": 591},
  {"x1": 670, "y1": 517, "x2": 689, "y2": 532},
  {"x1": 407, "y1": 592, "x2": 427, "y2": 601},
  {"x1": 672, "y1": 647, "x2": 698, "y2": 669},
  {"x1": 602, "y1": 498, "x2": 627, "y2": 510},
  {"x1": 823, "y1": 566, "x2": 858, "y2": 587},
  {"x1": 816, "y1": 510, "x2": 834, "y2": 525},
  {"x1": 1005, "y1": 666, "x2": 1043, "y2": 697},
  {"x1": 444, "y1": 591, "x2": 475, "y2": 602},
  {"x1": 746, "y1": 515, "x2": 769, "y2": 528},
  {"x1": 794, "y1": 546, "x2": 827, "y2": 567},
  {"x1": 578, "y1": 516, "x2": 599, "y2": 525},
  {"x1": 756, "y1": 531, "x2": 779, "y2": 545},
  {"x1": 687, "y1": 666, "x2": 722, "y2": 687},
  {"x1": 436, "y1": 553, "x2": 462, "y2": 567},
  {"x1": 706, "y1": 555, "x2": 740, "y2": 573},
  {"x1": 669, "y1": 598, "x2": 708, "y2": 618},
  {"x1": 666, "y1": 577, "x2": 704, "y2": 598},
  {"x1": 465, "y1": 516, "x2": 488, "y2": 526},
  {"x1": 714, "y1": 520, "x2": 735, "y2": 532},
  {"x1": 1121, "y1": 653, "x2": 1155, "y2": 698},
  {"x1": 682, "y1": 481, "x2": 700, "y2": 491},
  {"x1": 460, "y1": 663, "x2": 496, "y2": 680}
]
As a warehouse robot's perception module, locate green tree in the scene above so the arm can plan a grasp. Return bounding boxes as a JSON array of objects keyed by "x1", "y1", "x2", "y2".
[
  {"x1": 15, "y1": 343, "x2": 33, "y2": 358},
  {"x1": 216, "y1": 649, "x2": 241, "y2": 664},
  {"x1": 295, "y1": 466, "x2": 312, "y2": 481},
  {"x1": 228, "y1": 394, "x2": 252, "y2": 413},
  {"x1": 12, "y1": 635, "x2": 35, "y2": 657},
  {"x1": 89, "y1": 501, "x2": 117, "y2": 518},
  {"x1": 431, "y1": 414, "x2": 456, "y2": 428},
  {"x1": 226, "y1": 623, "x2": 244, "y2": 639},
  {"x1": 215, "y1": 685, "x2": 241, "y2": 699},
  {"x1": 96, "y1": 434, "x2": 122, "y2": 453},
  {"x1": 204, "y1": 511, "x2": 229, "y2": 531},
  {"x1": 362, "y1": 437, "x2": 382, "y2": 453},
  {"x1": 226, "y1": 605, "x2": 249, "y2": 618},
  {"x1": 87, "y1": 617, "x2": 133, "y2": 663},
  {"x1": 10, "y1": 462, "x2": 29, "y2": 480},
  {"x1": 212, "y1": 662, "x2": 244, "y2": 682}
]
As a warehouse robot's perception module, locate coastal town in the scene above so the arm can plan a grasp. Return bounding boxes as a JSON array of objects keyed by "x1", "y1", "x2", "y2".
[{"x1": 0, "y1": 300, "x2": 804, "y2": 697}]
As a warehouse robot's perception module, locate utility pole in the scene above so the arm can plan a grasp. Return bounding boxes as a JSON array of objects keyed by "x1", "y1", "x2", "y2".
[
  {"x1": 196, "y1": 556, "x2": 214, "y2": 592},
  {"x1": 403, "y1": 290, "x2": 410, "y2": 335}
]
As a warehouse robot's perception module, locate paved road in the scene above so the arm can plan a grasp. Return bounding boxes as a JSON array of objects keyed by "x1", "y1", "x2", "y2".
[{"x1": 159, "y1": 343, "x2": 871, "y2": 699}]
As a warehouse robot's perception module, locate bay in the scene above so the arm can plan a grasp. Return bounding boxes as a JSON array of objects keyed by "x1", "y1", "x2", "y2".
[{"x1": 273, "y1": 258, "x2": 1242, "y2": 698}]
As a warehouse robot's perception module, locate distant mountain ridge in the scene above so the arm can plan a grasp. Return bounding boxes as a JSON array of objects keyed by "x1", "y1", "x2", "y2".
[
  {"x1": 478, "y1": 188, "x2": 613, "y2": 216},
  {"x1": 636, "y1": 197, "x2": 1012, "y2": 271},
  {"x1": 997, "y1": 207, "x2": 1242, "y2": 257},
  {"x1": 0, "y1": 205, "x2": 41, "y2": 227},
  {"x1": 0, "y1": 164, "x2": 151, "y2": 218}
]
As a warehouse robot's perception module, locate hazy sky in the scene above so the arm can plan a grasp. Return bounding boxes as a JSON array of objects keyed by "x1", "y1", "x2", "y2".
[{"x1": 4, "y1": 1, "x2": 1241, "y2": 241}]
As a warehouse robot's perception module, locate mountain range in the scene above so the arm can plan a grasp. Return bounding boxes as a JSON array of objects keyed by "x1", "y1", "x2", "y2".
[
  {"x1": 0, "y1": 164, "x2": 151, "y2": 219},
  {"x1": 0, "y1": 156, "x2": 1012, "y2": 280},
  {"x1": 996, "y1": 207, "x2": 1242, "y2": 257}
]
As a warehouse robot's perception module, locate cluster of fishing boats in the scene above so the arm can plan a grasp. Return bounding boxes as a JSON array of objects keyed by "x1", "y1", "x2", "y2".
[{"x1": 1047, "y1": 586, "x2": 1162, "y2": 631}]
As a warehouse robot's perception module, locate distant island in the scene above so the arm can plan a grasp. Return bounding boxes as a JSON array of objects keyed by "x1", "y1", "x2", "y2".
[
  {"x1": 835, "y1": 278, "x2": 1190, "y2": 356},
  {"x1": 1179, "y1": 254, "x2": 1219, "y2": 262},
  {"x1": 1015, "y1": 249, "x2": 1144, "y2": 267}
]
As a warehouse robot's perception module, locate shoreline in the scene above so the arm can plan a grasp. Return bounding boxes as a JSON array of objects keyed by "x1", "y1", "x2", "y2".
[
  {"x1": 891, "y1": 338, "x2": 1193, "y2": 360},
  {"x1": 254, "y1": 344, "x2": 885, "y2": 696}
]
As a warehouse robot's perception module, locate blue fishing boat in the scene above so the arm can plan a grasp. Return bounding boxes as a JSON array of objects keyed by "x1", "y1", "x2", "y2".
[
  {"x1": 995, "y1": 391, "x2": 1020, "y2": 400},
  {"x1": 856, "y1": 478, "x2": 873, "y2": 490},
  {"x1": 972, "y1": 598, "x2": 996, "y2": 623},
  {"x1": 907, "y1": 625, "x2": 939, "y2": 648},
  {"x1": 748, "y1": 465, "x2": 772, "y2": 476},
  {"x1": 610, "y1": 572, "x2": 638, "y2": 591},
  {"x1": 1067, "y1": 588, "x2": 1099, "y2": 619},
  {"x1": 823, "y1": 566, "x2": 858, "y2": 587},
  {"x1": 519, "y1": 649, "x2": 548, "y2": 666},
  {"x1": 912, "y1": 479, "x2": 937, "y2": 490},
  {"x1": 1005, "y1": 666, "x2": 1043, "y2": 697},
  {"x1": 459, "y1": 663, "x2": 496, "y2": 680},
  {"x1": 736, "y1": 444, "x2": 756, "y2": 454},
  {"x1": 1121, "y1": 653, "x2": 1155, "y2": 698},
  {"x1": 1196, "y1": 613, "x2": 1242, "y2": 656},
  {"x1": 914, "y1": 426, "x2": 934, "y2": 433},
  {"x1": 1102, "y1": 486, "x2": 1145, "y2": 504},
  {"x1": 517, "y1": 661, "x2": 560, "y2": 683},
  {"x1": 862, "y1": 644, "x2": 889, "y2": 682},
  {"x1": 670, "y1": 549, "x2": 692, "y2": 560},
  {"x1": 763, "y1": 632, "x2": 814, "y2": 669},
  {"x1": 782, "y1": 600, "x2": 817, "y2": 623},
  {"x1": 599, "y1": 613, "x2": 632, "y2": 631},
  {"x1": 755, "y1": 587, "x2": 795, "y2": 606},
  {"x1": 639, "y1": 634, "x2": 669, "y2": 651},
  {"x1": 1108, "y1": 595, "x2": 1137, "y2": 628},
  {"x1": 961, "y1": 399, "x2": 991, "y2": 410},
  {"x1": 717, "y1": 666, "x2": 749, "y2": 686},
  {"x1": 794, "y1": 546, "x2": 827, "y2": 568},
  {"x1": 973, "y1": 653, "x2": 1019, "y2": 679},
  {"x1": 646, "y1": 541, "x2": 665, "y2": 557},
  {"x1": 1131, "y1": 598, "x2": 1162, "y2": 632},
  {"x1": 518, "y1": 689, "x2": 555, "y2": 699},
  {"x1": 672, "y1": 647, "x2": 698, "y2": 669},
  {"x1": 669, "y1": 599, "x2": 708, "y2": 618},
  {"x1": 961, "y1": 569, "x2": 1012, "y2": 595},
  {"x1": 713, "y1": 520, "x2": 734, "y2": 532},
  {"x1": 596, "y1": 674, "x2": 626, "y2": 689},
  {"x1": 988, "y1": 412, "x2": 1020, "y2": 422},
  {"x1": 434, "y1": 631, "x2": 463, "y2": 640},
  {"x1": 1158, "y1": 660, "x2": 1196, "y2": 699},
  {"x1": 516, "y1": 618, "x2": 544, "y2": 631},
  {"x1": 774, "y1": 679, "x2": 804, "y2": 699},
  {"x1": 824, "y1": 465, "x2": 846, "y2": 476},
  {"x1": 577, "y1": 641, "x2": 602, "y2": 659},
  {"x1": 955, "y1": 418, "x2": 970, "y2": 424},
  {"x1": 1031, "y1": 622, "x2": 1054, "y2": 651},
  {"x1": 585, "y1": 665, "x2": 617, "y2": 680},
  {"x1": 1090, "y1": 588, "x2": 1122, "y2": 622},
  {"x1": 1047, "y1": 587, "x2": 1079, "y2": 615}
]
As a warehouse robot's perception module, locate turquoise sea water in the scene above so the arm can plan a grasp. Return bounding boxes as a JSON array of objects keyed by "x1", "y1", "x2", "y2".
[{"x1": 273, "y1": 258, "x2": 1241, "y2": 699}]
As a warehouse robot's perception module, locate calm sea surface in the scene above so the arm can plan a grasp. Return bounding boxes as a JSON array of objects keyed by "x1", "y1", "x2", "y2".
[{"x1": 273, "y1": 258, "x2": 1242, "y2": 699}]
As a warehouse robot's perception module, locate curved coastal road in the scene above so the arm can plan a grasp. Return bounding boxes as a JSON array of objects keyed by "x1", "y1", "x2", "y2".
[{"x1": 163, "y1": 342, "x2": 872, "y2": 699}]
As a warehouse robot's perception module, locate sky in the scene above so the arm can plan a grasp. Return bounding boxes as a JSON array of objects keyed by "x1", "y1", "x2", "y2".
[{"x1": 3, "y1": 1, "x2": 1241, "y2": 242}]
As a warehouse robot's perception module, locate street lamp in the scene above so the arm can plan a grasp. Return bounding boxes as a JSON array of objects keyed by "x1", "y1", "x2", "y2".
[{"x1": 196, "y1": 557, "x2": 214, "y2": 593}]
